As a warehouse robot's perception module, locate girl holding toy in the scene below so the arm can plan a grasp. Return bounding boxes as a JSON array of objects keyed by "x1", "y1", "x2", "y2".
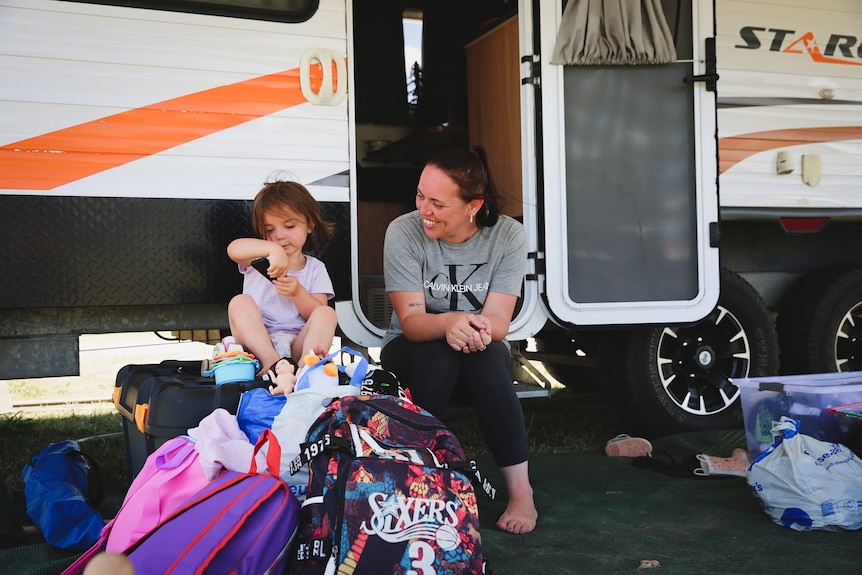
[{"x1": 227, "y1": 178, "x2": 337, "y2": 393}]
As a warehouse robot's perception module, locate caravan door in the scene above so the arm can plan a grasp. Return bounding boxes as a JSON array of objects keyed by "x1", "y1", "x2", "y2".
[{"x1": 531, "y1": 0, "x2": 720, "y2": 327}]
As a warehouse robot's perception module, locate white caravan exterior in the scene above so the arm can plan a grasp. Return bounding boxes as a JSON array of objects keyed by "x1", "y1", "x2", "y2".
[{"x1": 2, "y1": 0, "x2": 860, "y2": 436}]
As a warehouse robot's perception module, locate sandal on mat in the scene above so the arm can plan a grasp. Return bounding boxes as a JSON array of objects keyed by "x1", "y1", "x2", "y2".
[
  {"x1": 605, "y1": 434, "x2": 653, "y2": 457},
  {"x1": 694, "y1": 448, "x2": 751, "y2": 477}
]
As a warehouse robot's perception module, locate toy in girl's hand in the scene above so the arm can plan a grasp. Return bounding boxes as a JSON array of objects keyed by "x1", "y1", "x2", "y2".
[
  {"x1": 250, "y1": 257, "x2": 275, "y2": 281},
  {"x1": 294, "y1": 351, "x2": 339, "y2": 392}
]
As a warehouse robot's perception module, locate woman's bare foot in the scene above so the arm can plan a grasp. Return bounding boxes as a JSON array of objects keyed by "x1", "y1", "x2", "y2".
[
  {"x1": 496, "y1": 461, "x2": 538, "y2": 534},
  {"x1": 496, "y1": 497, "x2": 538, "y2": 534}
]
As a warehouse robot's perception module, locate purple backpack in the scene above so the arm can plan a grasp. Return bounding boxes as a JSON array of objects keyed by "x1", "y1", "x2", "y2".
[
  {"x1": 125, "y1": 428, "x2": 299, "y2": 574},
  {"x1": 65, "y1": 429, "x2": 299, "y2": 575},
  {"x1": 287, "y1": 395, "x2": 492, "y2": 575},
  {"x1": 61, "y1": 435, "x2": 211, "y2": 575}
]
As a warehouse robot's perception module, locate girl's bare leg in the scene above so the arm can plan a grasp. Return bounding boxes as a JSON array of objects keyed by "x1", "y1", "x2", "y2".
[
  {"x1": 291, "y1": 305, "x2": 338, "y2": 360},
  {"x1": 228, "y1": 294, "x2": 279, "y2": 375}
]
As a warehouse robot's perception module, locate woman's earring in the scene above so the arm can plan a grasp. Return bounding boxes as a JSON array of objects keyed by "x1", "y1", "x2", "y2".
[{"x1": 469, "y1": 213, "x2": 474, "y2": 224}]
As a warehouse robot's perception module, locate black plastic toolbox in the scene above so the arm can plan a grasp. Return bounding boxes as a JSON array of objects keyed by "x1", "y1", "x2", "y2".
[{"x1": 113, "y1": 360, "x2": 259, "y2": 479}]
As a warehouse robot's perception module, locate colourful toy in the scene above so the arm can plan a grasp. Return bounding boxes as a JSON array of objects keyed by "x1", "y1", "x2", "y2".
[
  {"x1": 202, "y1": 337, "x2": 259, "y2": 385},
  {"x1": 294, "y1": 351, "x2": 339, "y2": 391}
]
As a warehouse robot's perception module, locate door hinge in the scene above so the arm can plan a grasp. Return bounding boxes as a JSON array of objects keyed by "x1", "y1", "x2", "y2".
[
  {"x1": 526, "y1": 251, "x2": 545, "y2": 281},
  {"x1": 709, "y1": 222, "x2": 721, "y2": 248},
  {"x1": 521, "y1": 54, "x2": 540, "y2": 86}
]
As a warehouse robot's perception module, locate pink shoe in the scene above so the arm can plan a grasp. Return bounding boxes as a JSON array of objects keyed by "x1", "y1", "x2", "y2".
[
  {"x1": 694, "y1": 448, "x2": 751, "y2": 477},
  {"x1": 605, "y1": 434, "x2": 653, "y2": 457}
]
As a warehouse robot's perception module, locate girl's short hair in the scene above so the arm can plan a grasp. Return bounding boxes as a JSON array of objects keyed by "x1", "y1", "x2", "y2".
[
  {"x1": 425, "y1": 145, "x2": 501, "y2": 227},
  {"x1": 251, "y1": 180, "x2": 335, "y2": 254}
]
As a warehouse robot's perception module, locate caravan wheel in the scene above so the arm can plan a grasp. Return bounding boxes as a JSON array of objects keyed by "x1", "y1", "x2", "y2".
[
  {"x1": 777, "y1": 265, "x2": 862, "y2": 374},
  {"x1": 606, "y1": 269, "x2": 779, "y2": 438}
]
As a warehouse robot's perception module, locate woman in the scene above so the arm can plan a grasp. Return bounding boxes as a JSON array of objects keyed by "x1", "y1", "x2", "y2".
[{"x1": 380, "y1": 146, "x2": 538, "y2": 534}]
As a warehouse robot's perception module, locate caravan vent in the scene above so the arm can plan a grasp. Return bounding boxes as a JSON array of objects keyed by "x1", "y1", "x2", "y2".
[{"x1": 360, "y1": 284, "x2": 393, "y2": 329}]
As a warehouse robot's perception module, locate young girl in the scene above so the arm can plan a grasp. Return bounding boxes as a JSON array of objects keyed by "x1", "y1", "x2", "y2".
[{"x1": 227, "y1": 179, "x2": 337, "y2": 392}]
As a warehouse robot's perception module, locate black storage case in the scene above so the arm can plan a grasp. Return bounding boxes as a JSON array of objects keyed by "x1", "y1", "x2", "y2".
[{"x1": 114, "y1": 360, "x2": 259, "y2": 479}]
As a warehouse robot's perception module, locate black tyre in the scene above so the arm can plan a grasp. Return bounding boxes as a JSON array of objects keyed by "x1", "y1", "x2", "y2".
[
  {"x1": 603, "y1": 268, "x2": 779, "y2": 438},
  {"x1": 777, "y1": 265, "x2": 862, "y2": 375}
]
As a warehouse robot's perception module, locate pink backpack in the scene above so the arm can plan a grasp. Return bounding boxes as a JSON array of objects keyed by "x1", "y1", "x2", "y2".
[
  {"x1": 106, "y1": 435, "x2": 210, "y2": 550},
  {"x1": 62, "y1": 435, "x2": 209, "y2": 574}
]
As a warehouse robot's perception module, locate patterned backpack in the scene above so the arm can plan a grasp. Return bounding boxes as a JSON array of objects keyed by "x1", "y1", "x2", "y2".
[{"x1": 287, "y1": 394, "x2": 493, "y2": 575}]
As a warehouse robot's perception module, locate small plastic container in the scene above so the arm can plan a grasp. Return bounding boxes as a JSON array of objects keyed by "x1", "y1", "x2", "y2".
[
  {"x1": 208, "y1": 359, "x2": 258, "y2": 385},
  {"x1": 736, "y1": 371, "x2": 862, "y2": 460}
]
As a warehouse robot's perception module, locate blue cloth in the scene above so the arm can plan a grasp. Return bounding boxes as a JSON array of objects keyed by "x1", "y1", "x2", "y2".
[
  {"x1": 22, "y1": 440, "x2": 103, "y2": 550},
  {"x1": 237, "y1": 388, "x2": 286, "y2": 444}
]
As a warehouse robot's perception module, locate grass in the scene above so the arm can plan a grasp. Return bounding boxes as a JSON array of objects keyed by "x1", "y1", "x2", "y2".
[
  {"x1": 2, "y1": 332, "x2": 213, "y2": 497},
  {"x1": 1, "y1": 385, "x2": 616, "y2": 497},
  {"x1": 1, "y1": 332, "x2": 618, "y2": 529},
  {"x1": 446, "y1": 386, "x2": 617, "y2": 457},
  {"x1": 1, "y1": 408, "x2": 129, "y2": 494}
]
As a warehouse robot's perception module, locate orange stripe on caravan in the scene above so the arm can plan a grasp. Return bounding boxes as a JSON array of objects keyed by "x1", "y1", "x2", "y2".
[
  {"x1": 719, "y1": 126, "x2": 862, "y2": 174},
  {"x1": 0, "y1": 64, "x2": 327, "y2": 190}
]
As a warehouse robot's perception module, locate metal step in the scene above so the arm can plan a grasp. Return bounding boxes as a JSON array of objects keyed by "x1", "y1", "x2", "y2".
[{"x1": 511, "y1": 347, "x2": 553, "y2": 399}]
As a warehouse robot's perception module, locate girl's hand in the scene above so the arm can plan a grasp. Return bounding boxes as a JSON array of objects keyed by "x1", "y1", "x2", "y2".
[
  {"x1": 274, "y1": 276, "x2": 302, "y2": 298},
  {"x1": 266, "y1": 248, "x2": 290, "y2": 278}
]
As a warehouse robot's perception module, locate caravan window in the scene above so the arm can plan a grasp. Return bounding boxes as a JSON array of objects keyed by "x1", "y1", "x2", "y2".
[{"x1": 59, "y1": 0, "x2": 319, "y2": 23}]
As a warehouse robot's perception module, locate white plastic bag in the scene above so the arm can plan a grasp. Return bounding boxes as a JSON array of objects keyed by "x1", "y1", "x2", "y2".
[
  {"x1": 747, "y1": 416, "x2": 862, "y2": 531},
  {"x1": 262, "y1": 346, "x2": 370, "y2": 500},
  {"x1": 269, "y1": 385, "x2": 360, "y2": 501}
]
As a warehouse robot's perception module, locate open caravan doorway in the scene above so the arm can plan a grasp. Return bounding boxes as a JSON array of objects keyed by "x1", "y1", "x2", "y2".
[{"x1": 350, "y1": 0, "x2": 525, "y2": 340}]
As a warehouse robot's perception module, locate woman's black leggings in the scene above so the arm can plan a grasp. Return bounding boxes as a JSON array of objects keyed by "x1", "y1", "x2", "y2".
[{"x1": 381, "y1": 336, "x2": 529, "y2": 468}]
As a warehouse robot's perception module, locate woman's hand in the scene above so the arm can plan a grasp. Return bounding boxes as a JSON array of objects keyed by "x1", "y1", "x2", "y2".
[{"x1": 445, "y1": 313, "x2": 493, "y2": 354}]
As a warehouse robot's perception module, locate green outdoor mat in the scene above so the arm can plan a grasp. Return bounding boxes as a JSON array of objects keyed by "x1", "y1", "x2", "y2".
[
  {"x1": 478, "y1": 450, "x2": 862, "y2": 574},
  {"x1": 3, "y1": 430, "x2": 861, "y2": 575}
]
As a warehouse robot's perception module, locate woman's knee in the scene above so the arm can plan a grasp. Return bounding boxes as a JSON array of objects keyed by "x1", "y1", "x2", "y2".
[{"x1": 466, "y1": 341, "x2": 511, "y2": 375}]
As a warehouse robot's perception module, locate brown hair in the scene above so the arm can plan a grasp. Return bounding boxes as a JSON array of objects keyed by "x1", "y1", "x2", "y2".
[
  {"x1": 424, "y1": 145, "x2": 501, "y2": 227},
  {"x1": 251, "y1": 180, "x2": 335, "y2": 254}
]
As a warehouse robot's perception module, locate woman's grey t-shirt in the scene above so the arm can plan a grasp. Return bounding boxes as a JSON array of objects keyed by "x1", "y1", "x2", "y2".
[{"x1": 381, "y1": 210, "x2": 527, "y2": 348}]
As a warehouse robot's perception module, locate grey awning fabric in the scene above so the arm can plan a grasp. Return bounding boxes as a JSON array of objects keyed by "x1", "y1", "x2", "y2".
[{"x1": 550, "y1": 0, "x2": 676, "y2": 65}]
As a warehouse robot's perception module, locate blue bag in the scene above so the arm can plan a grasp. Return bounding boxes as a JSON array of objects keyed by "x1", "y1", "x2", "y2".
[
  {"x1": 22, "y1": 440, "x2": 104, "y2": 550},
  {"x1": 237, "y1": 387, "x2": 287, "y2": 444},
  {"x1": 236, "y1": 347, "x2": 370, "y2": 444}
]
